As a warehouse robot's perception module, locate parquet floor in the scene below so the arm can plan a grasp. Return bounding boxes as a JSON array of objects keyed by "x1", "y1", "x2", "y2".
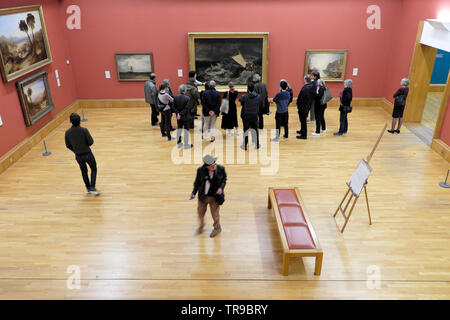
[{"x1": 0, "y1": 104, "x2": 448, "y2": 299}]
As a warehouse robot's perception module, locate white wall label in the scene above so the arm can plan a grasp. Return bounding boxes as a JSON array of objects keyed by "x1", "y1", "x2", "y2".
[
  {"x1": 178, "y1": 69, "x2": 183, "y2": 77},
  {"x1": 55, "y1": 69, "x2": 59, "y2": 78},
  {"x1": 0, "y1": 115, "x2": 3, "y2": 126},
  {"x1": 105, "y1": 71, "x2": 111, "y2": 79},
  {"x1": 66, "y1": 60, "x2": 70, "y2": 65},
  {"x1": 57, "y1": 78, "x2": 61, "y2": 87},
  {"x1": 353, "y1": 68, "x2": 358, "y2": 76}
]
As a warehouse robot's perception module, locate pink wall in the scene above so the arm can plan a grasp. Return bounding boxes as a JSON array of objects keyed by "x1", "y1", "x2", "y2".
[
  {"x1": 0, "y1": 0, "x2": 77, "y2": 157},
  {"x1": 63, "y1": 0, "x2": 400, "y2": 100},
  {"x1": 385, "y1": 0, "x2": 450, "y2": 145}
]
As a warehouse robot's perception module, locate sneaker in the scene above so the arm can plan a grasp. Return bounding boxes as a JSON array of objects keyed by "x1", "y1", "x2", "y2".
[
  {"x1": 177, "y1": 142, "x2": 183, "y2": 148},
  {"x1": 235, "y1": 130, "x2": 241, "y2": 136},
  {"x1": 333, "y1": 132, "x2": 343, "y2": 136},
  {"x1": 226, "y1": 132, "x2": 232, "y2": 137},
  {"x1": 88, "y1": 187, "x2": 100, "y2": 196},
  {"x1": 321, "y1": 130, "x2": 327, "y2": 133},
  {"x1": 240, "y1": 145, "x2": 247, "y2": 151},
  {"x1": 168, "y1": 137, "x2": 176, "y2": 141},
  {"x1": 266, "y1": 111, "x2": 272, "y2": 115},
  {"x1": 271, "y1": 137, "x2": 280, "y2": 143},
  {"x1": 296, "y1": 135, "x2": 307, "y2": 140},
  {"x1": 184, "y1": 144, "x2": 193, "y2": 149},
  {"x1": 282, "y1": 136, "x2": 288, "y2": 141},
  {"x1": 307, "y1": 120, "x2": 315, "y2": 124},
  {"x1": 311, "y1": 132, "x2": 320, "y2": 136},
  {"x1": 210, "y1": 137, "x2": 215, "y2": 142},
  {"x1": 255, "y1": 144, "x2": 261, "y2": 149},
  {"x1": 395, "y1": 129, "x2": 400, "y2": 134},
  {"x1": 209, "y1": 228, "x2": 222, "y2": 238}
]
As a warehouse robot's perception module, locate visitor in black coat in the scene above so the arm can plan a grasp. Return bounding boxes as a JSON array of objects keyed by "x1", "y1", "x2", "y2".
[{"x1": 296, "y1": 75, "x2": 315, "y2": 140}]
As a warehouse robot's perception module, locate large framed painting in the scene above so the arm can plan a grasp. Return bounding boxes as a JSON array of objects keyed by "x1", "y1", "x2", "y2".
[
  {"x1": 115, "y1": 52, "x2": 154, "y2": 81},
  {"x1": 0, "y1": 5, "x2": 52, "y2": 82},
  {"x1": 188, "y1": 32, "x2": 269, "y2": 91},
  {"x1": 304, "y1": 50, "x2": 348, "y2": 82},
  {"x1": 16, "y1": 70, "x2": 54, "y2": 127}
]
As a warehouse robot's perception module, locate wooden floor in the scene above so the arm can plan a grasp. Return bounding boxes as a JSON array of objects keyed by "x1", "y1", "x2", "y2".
[{"x1": 0, "y1": 104, "x2": 449, "y2": 299}]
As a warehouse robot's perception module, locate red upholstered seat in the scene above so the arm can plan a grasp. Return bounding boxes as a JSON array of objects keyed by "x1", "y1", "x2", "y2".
[
  {"x1": 278, "y1": 204, "x2": 307, "y2": 226},
  {"x1": 283, "y1": 225, "x2": 316, "y2": 249},
  {"x1": 274, "y1": 189, "x2": 300, "y2": 206}
]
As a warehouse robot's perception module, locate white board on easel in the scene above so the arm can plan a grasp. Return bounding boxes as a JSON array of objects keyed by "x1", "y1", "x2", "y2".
[{"x1": 348, "y1": 159, "x2": 372, "y2": 197}]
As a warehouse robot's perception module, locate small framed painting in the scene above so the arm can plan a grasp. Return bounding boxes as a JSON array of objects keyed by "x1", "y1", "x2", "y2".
[
  {"x1": 115, "y1": 52, "x2": 154, "y2": 81},
  {"x1": 304, "y1": 50, "x2": 348, "y2": 82},
  {"x1": 16, "y1": 70, "x2": 54, "y2": 126}
]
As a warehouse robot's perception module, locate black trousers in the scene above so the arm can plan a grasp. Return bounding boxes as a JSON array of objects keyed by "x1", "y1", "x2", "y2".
[
  {"x1": 243, "y1": 114, "x2": 259, "y2": 148},
  {"x1": 275, "y1": 112, "x2": 289, "y2": 138},
  {"x1": 314, "y1": 105, "x2": 326, "y2": 133},
  {"x1": 150, "y1": 103, "x2": 159, "y2": 125},
  {"x1": 177, "y1": 119, "x2": 191, "y2": 145},
  {"x1": 75, "y1": 151, "x2": 97, "y2": 190},
  {"x1": 160, "y1": 109, "x2": 172, "y2": 139},
  {"x1": 339, "y1": 110, "x2": 348, "y2": 133},
  {"x1": 298, "y1": 111, "x2": 308, "y2": 138},
  {"x1": 258, "y1": 111, "x2": 264, "y2": 129}
]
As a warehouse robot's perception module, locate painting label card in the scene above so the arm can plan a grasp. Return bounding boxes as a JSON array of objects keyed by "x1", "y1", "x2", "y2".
[
  {"x1": 56, "y1": 78, "x2": 60, "y2": 87},
  {"x1": 0, "y1": 115, "x2": 3, "y2": 126},
  {"x1": 353, "y1": 68, "x2": 358, "y2": 76},
  {"x1": 178, "y1": 69, "x2": 183, "y2": 77},
  {"x1": 105, "y1": 70, "x2": 111, "y2": 79}
]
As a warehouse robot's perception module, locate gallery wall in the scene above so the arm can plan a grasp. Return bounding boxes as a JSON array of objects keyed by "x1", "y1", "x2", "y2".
[
  {"x1": 0, "y1": 0, "x2": 77, "y2": 157},
  {"x1": 62, "y1": 0, "x2": 401, "y2": 100}
]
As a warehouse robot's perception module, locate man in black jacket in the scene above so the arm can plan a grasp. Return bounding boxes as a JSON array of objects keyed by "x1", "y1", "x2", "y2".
[
  {"x1": 65, "y1": 113, "x2": 100, "y2": 195},
  {"x1": 173, "y1": 84, "x2": 193, "y2": 149},
  {"x1": 296, "y1": 75, "x2": 315, "y2": 140},
  {"x1": 201, "y1": 80, "x2": 221, "y2": 142},
  {"x1": 239, "y1": 83, "x2": 263, "y2": 150},
  {"x1": 190, "y1": 155, "x2": 227, "y2": 238}
]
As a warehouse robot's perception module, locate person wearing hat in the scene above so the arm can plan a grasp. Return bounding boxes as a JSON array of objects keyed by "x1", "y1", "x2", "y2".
[
  {"x1": 190, "y1": 155, "x2": 227, "y2": 238},
  {"x1": 65, "y1": 113, "x2": 100, "y2": 195}
]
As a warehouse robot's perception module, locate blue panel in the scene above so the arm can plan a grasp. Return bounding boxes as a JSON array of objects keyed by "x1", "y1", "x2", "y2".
[{"x1": 430, "y1": 49, "x2": 450, "y2": 84}]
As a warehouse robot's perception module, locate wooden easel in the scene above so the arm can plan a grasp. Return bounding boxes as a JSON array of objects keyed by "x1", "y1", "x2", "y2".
[{"x1": 333, "y1": 124, "x2": 388, "y2": 233}]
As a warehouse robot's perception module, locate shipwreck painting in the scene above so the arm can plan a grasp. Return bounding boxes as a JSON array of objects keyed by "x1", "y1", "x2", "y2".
[
  {"x1": 0, "y1": 5, "x2": 52, "y2": 82},
  {"x1": 304, "y1": 50, "x2": 348, "y2": 82},
  {"x1": 188, "y1": 32, "x2": 269, "y2": 90},
  {"x1": 16, "y1": 70, "x2": 54, "y2": 126}
]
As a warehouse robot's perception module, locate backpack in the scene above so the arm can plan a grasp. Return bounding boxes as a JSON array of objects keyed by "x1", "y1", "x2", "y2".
[{"x1": 321, "y1": 87, "x2": 332, "y2": 105}]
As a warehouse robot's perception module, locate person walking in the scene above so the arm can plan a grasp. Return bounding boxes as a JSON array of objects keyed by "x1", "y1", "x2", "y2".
[
  {"x1": 388, "y1": 78, "x2": 410, "y2": 134},
  {"x1": 271, "y1": 80, "x2": 291, "y2": 142},
  {"x1": 190, "y1": 155, "x2": 227, "y2": 238},
  {"x1": 334, "y1": 79, "x2": 353, "y2": 136},
  {"x1": 220, "y1": 82, "x2": 240, "y2": 137},
  {"x1": 65, "y1": 113, "x2": 100, "y2": 195},
  {"x1": 144, "y1": 73, "x2": 159, "y2": 126}
]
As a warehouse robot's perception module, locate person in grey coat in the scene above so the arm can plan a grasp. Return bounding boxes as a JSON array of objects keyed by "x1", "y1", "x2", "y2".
[
  {"x1": 253, "y1": 73, "x2": 270, "y2": 129},
  {"x1": 144, "y1": 73, "x2": 159, "y2": 126}
]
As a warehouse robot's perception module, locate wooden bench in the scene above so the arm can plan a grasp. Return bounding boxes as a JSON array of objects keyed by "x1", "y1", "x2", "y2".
[{"x1": 268, "y1": 187, "x2": 323, "y2": 276}]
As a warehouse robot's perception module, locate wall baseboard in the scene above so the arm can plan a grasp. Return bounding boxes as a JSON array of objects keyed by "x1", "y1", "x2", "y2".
[
  {"x1": 431, "y1": 139, "x2": 450, "y2": 162},
  {"x1": 79, "y1": 99, "x2": 148, "y2": 108},
  {"x1": 0, "y1": 100, "x2": 80, "y2": 175}
]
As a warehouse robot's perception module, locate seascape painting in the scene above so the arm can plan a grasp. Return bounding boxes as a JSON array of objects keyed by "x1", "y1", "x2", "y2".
[
  {"x1": 0, "y1": 5, "x2": 52, "y2": 82},
  {"x1": 304, "y1": 50, "x2": 348, "y2": 81},
  {"x1": 189, "y1": 33, "x2": 269, "y2": 90},
  {"x1": 115, "y1": 53, "x2": 153, "y2": 81},
  {"x1": 16, "y1": 70, "x2": 54, "y2": 126}
]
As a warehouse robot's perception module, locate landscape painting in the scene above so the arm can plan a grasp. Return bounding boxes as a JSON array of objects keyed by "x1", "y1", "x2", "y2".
[
  {"x1": 0, "y1": 5, "x2": 52, "y2": 82},
  {"x1": 188, "y1": 32, "x2": 269, "y2": 91},
  {"x1": 115, "y1": 52, "x2": 153, "y2": 81},
  {"x1": 304, "y1": 50, "x2": 348, "y2": 82},
  {"x1": 16, "y1": 70, "x2": 54, "y2": 127}
]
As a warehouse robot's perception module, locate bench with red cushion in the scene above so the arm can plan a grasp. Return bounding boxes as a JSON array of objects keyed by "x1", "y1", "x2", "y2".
[{"x1": 268, "y1": 187, "x2": 323, "y2": 276}]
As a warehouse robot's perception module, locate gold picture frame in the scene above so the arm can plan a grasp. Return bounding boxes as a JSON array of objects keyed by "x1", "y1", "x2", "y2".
[
  {"x1": 0, "y1": 5, "x2": 53, "y2": 82},
  {"x1": 115, "y1": 52, "x2": 154, "y2": 82},
  {"x1": 188, "y1": 32, "x2": 269, "y2": 92},
  {"x1": 304, "y1": 50, "x2": 348, "y2": 82},
  {"x1": 16, "y1": 70, "x2": 54, "y2": 127}
]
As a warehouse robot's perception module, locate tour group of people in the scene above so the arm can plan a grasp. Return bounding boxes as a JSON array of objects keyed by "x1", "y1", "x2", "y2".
[{"x1": 63, "y1": 71, "x2": 409, "y2": 238}]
